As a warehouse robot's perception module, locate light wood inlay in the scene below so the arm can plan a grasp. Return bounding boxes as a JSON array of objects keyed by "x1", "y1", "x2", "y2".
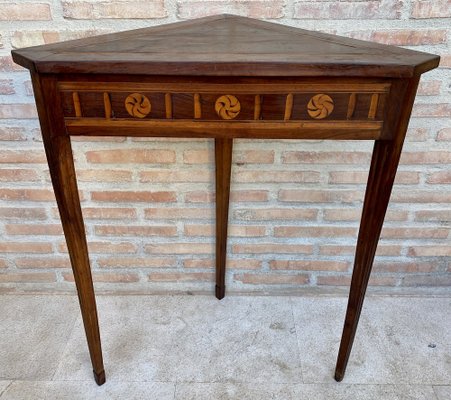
[
  {"x1": 125, "y1": 93, "x2": 151, "y2": 118},
  {"x1": 73, "y1": 92, "x2": 81, "y2": 117},
  {"x1": 103, "y1": 92, "x2": 111, "y2": 119},
  {"x1": 165, "y1": 93, "x2": 172, "y2": 119},
  {"x1": 347, "y1": 93, "x2": 356, "y2": 119},
  {"x1": 284, "y1": 93, "x2": 293, "y2": 121},
  {"x1": 254, "y1": 94, "x2": 261, "y2": 120},
  {"x1": 215, "y1": 95, "x2": 241, "y2": 120},
  {"x1": 307, "y1": 94, "x2": 334, "y2": 119},
  {"x1": 194, "y1": 93, "x2": 201, "y2": 119},
  {"x1": 368, "y1": 93, "x2": 379, "y2": 119}
]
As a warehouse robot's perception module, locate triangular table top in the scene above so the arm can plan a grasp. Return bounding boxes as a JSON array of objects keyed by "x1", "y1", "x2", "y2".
[{"x1": 12, "y1": 14, "x2": 438, "y2": 77}]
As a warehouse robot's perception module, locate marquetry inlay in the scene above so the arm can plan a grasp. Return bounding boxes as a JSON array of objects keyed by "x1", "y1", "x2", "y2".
[
  {"x1": 307, "y1": 94, "x2": 334, "y2": 119},
  {"x1": 125, "y1": 93, "x2": 151, "y2": 118},
  {"x1": 215, "y1": 95, "x2": 241, "y2": 120}
]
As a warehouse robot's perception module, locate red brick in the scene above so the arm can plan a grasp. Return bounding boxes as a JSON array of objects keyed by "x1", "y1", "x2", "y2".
[
  {"x1": 279, "y1": 189, "x2": 363, "y2": 203},
  {"x1": 71, "y1": 136, "x2": 126, "y2": 142},
  {"x1": 412, "y1": 104, "x2": 451, "y2": 118},
  {"x1": 0, "y1": 56, "x2": 25, "y2": 72},
  {"x1": 406, "y1": 127, "x2": 429, "y2": 142},
  {"x1": 234, "y1": 273, "x2": 309, "y2": 285},
  {"x1": 140, "y1": 169, "x2": 211, "y2": 183},
  {"x1": 149, "y1": 272, "x2": 214, "y2": 282},
  {"x1": 183, "y1": 149, "x2": 212, "y2": 164},
  {"x1": 15, "y1": 257, "x2": 71, "y2": 269},
  {"x1": 82, "y1": 207, "x2": 137, "y2": 220},
  {"x1": 64, "y1": 272, "x2": 140, "y2": 283},
  {"x1": 374, "y1": 262, "x2": 437, "y2": 273},
  {"x1": 5, "y1": 224, "x2": 63, "y2": 236},
  {"x1": 0, "y1": 3, "x2": 51, "y2": 20},
  {"x1": 233, "y1": 208, "x2": 318, "y2": 221},
  {"x1": 0, "y1": 169, "x2": 40, "y2": 181},
  {"x1": 232, "y1": 243, "x2": 312, "y2": 254},
  {"x1": 294, "y1": 1, "x2": 402, "y2": 19},
  {"x1": 0, "y1": 79, "x2": 14, "y2": 95},
  {"x1": 408, "y1": 246, "x2": 451, "y2": 257},
  {"x1": 417, "y1": 80, "x2": 441, "y2": 96},
  {"x1": 323, "y1": 208, "x2": 407, "y2": 222},
  {"x1": 183, "y1": 259, "x2": 214, "y2": 269},
  {"x1": 372, "y1": 30, "x2": 447, "y2": 45},
  {"x1": 234, "y1": 170, "x2": 320, "y2": 183},
  {"x1": 94, "y1": 225, "x2": 177, "y2": 236},
  {"x1": 0, "y1": 150, "x2": 45, "y2": 163},
  {"x1": 439, "y1": 55, "x2": 451, "y2": 68},
  {"x1": 145, "y1": 243, "x2": 214, "y2": 254},
  {"x1": 392, "y1": 191, "x2": 451, "y2": 203},
  {"x1": 0, "y1": 127, "x2": 27, "y2": 141},
  {"x1": 319, "y1": 245, "x2": 402, "y2": 256},
  {"x1": 86, "y1": 149, "x2": 175, "y2": 163},
  {"x1": 0, "y1": 259, "x2": 7, "y2": 269},
  {"x1": 62, "y1": 1, "x2": 167, "y2": 19},
  {"x1": 234, "y1": 150, "x2": 275, "y2": 164},
  {"x1": 381, "y1": 227, "x2": 449, "y2": 239},
  {"x1": 10, "y1": 31, "x2": 59, "y2": 48},
  {"x1": 282, "y1": 151, "x2": 371, "y2": 164},
  {"x1": 91, "y1": 191, "x2": 176, "y2": 203},
  {"x1": 437, "y1": 128, "x2": 451, "y2": 141},
  {"x1": 415, "y1": 210, "x2": 451, "y2": 223},
  {"x1": 76, "y1": 169, "x2": 132, "y2": 182},
  {"x1": 183, "y1": 258, "x2": 262, "y2": 270},
  {"x1": 401, "y1": 151, "x2": 451, "y2": 164},
  {"x1": 401, "y1": 275, "x2": 451, "y2": 287},
  {"x1": 184, "y1": 224, "x2": 266, "y2": 237},
  {"x1": 59, "y1": 241, "x2": 137, "y2": 254},
  {"x1": 411, "y1": 0, "x2": 451, "y2": 18},
  {"x1": 329, "y1": 171, "x2": 419, "y2": 185},
  {"x1": 270, "y1": 260, "x2": 349, "y2": 272},
  {"x1": 0, "y1": 242, "x2": 52, "y2": 253},
  {"x1": 0, "y1": 189, "x2": 55, "y2": 202},
  {"x1": 0, "y1": 207, "x2": 47, "y2": 219},
  {"x1": 274, "y1": 226, "x2": 357, "y2": 238},
  {"x1": 426, "y1": 171, "x2": 451, "y2": 184},
  {"x1": 0, "y1": 104, "x2": 38, "y2": 119},
  {"x1": 177, "y1": 1, "x2": 284, "y2": 19},
  {"x1": 98, "y1": 257, "x2": 176, "y2": 268},
  {"x1": 317, "y1": 275, "x2": 397, "y2": 286},
  {"x1": 144, "y1": 207, "x2": 214, "y2": 220},
  {"x1": 0, "y1": 272, "x2": 55, "y2": 283}
]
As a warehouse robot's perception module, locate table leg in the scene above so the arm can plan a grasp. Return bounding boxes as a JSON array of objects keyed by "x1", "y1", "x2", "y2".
[
  {"x1": 334, "y1": 77, "x2": 420, "y2": 382},
  {"x1": 215, "y1": 138, "x2": 233, "y2": 300},
  {"x1": 31, "y1": 74, "x2": 105, "y2": 385}
]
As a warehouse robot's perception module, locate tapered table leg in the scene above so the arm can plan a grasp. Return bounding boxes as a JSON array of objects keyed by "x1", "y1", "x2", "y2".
[
  {"x1": 334, "y1": 78, "x2": 420, "y2": 382},
  {"x1": 215, "y1": 138, "x2": 233, "y2": 300},
  {"x1": 31, "y1": 74, "x2": 105, "y2": 385}
]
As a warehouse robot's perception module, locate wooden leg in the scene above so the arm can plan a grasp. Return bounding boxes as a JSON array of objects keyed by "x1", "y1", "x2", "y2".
[
  {"x1": 334, "y1": 78, "x2": 420, "y2": 382},
  {"x1": 50, "y1": 136, "x2": 106, "y2": 385},
  {"x1": 215, "y1": 138, "x2": 233, "y2": 300}
]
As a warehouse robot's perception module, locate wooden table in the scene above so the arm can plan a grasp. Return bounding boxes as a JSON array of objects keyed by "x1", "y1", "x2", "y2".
[{"x1": 12, "y1": 14, "x2": 439, "y2": 386}]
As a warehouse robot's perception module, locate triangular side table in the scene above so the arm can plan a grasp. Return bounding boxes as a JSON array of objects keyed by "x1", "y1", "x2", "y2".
[{"x1": 12, "y1": 14, "x2": 439, "y2": 385}]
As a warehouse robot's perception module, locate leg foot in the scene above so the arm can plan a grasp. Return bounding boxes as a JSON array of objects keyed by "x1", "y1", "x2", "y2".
[
  {"x1": 93, "y1": 369, "x2": 106, "y2": 386},
  {"x1": 215, "y1": 284, "x2": 225, "y2": 300},
  {"x1": 334, "y1": 369, "x2": 344, "y2": 382}
]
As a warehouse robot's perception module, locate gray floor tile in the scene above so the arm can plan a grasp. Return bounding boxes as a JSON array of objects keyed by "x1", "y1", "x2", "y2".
[
  {"x1": 174, "y1": 382, "x2": 294, "y2": 400},
  {"x1": 0, "y1": 382, "x2": 12, "y2": 397},
  {"x1": 0, "y1": 295, "x2": 78, "y2": 380},
  {"x1": 291, "y1": 296, "x2": 451, "y2": 385},
  {"x1": 434, "y1": 385, "x2": 451, "y2": 400},
  {"x1": 54, "y1": 295, "x2": 302, "y2": 384},
  {"x1": 292, "y1": 384, "x2": 437, "y2": 400},
  {"x1": 0, "y1": 380, "x2": 175, "y2": 400}
]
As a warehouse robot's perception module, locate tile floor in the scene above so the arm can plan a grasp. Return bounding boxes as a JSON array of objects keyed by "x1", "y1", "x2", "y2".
[{"x1": 0, "y1": 294, "x2": 450, "y2": 399}]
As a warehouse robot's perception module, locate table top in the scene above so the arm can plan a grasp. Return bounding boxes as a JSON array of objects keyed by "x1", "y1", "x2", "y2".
[{"x1": 12, "y1": 14, "x2": 439, "y2": 78}]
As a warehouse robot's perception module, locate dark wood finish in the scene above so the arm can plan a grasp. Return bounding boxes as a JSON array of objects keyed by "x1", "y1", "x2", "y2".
[
  {"x1": 11, "y1": 15, "x2": 439, "y2": 386},
  {"x1": 30, "y1": 73, "x2": 105, "y2": 385},
  {"x1": 215, "y1": 138, "x2": 233, "y2": 300},
  {"x1": 334, "y1": 77, "x2": 419, "y2": 381}
]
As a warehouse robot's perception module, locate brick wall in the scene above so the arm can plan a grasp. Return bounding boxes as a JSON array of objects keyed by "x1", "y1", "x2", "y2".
[{"x1": 0, "y1": 0, "x2": 450, "y2": 294}]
